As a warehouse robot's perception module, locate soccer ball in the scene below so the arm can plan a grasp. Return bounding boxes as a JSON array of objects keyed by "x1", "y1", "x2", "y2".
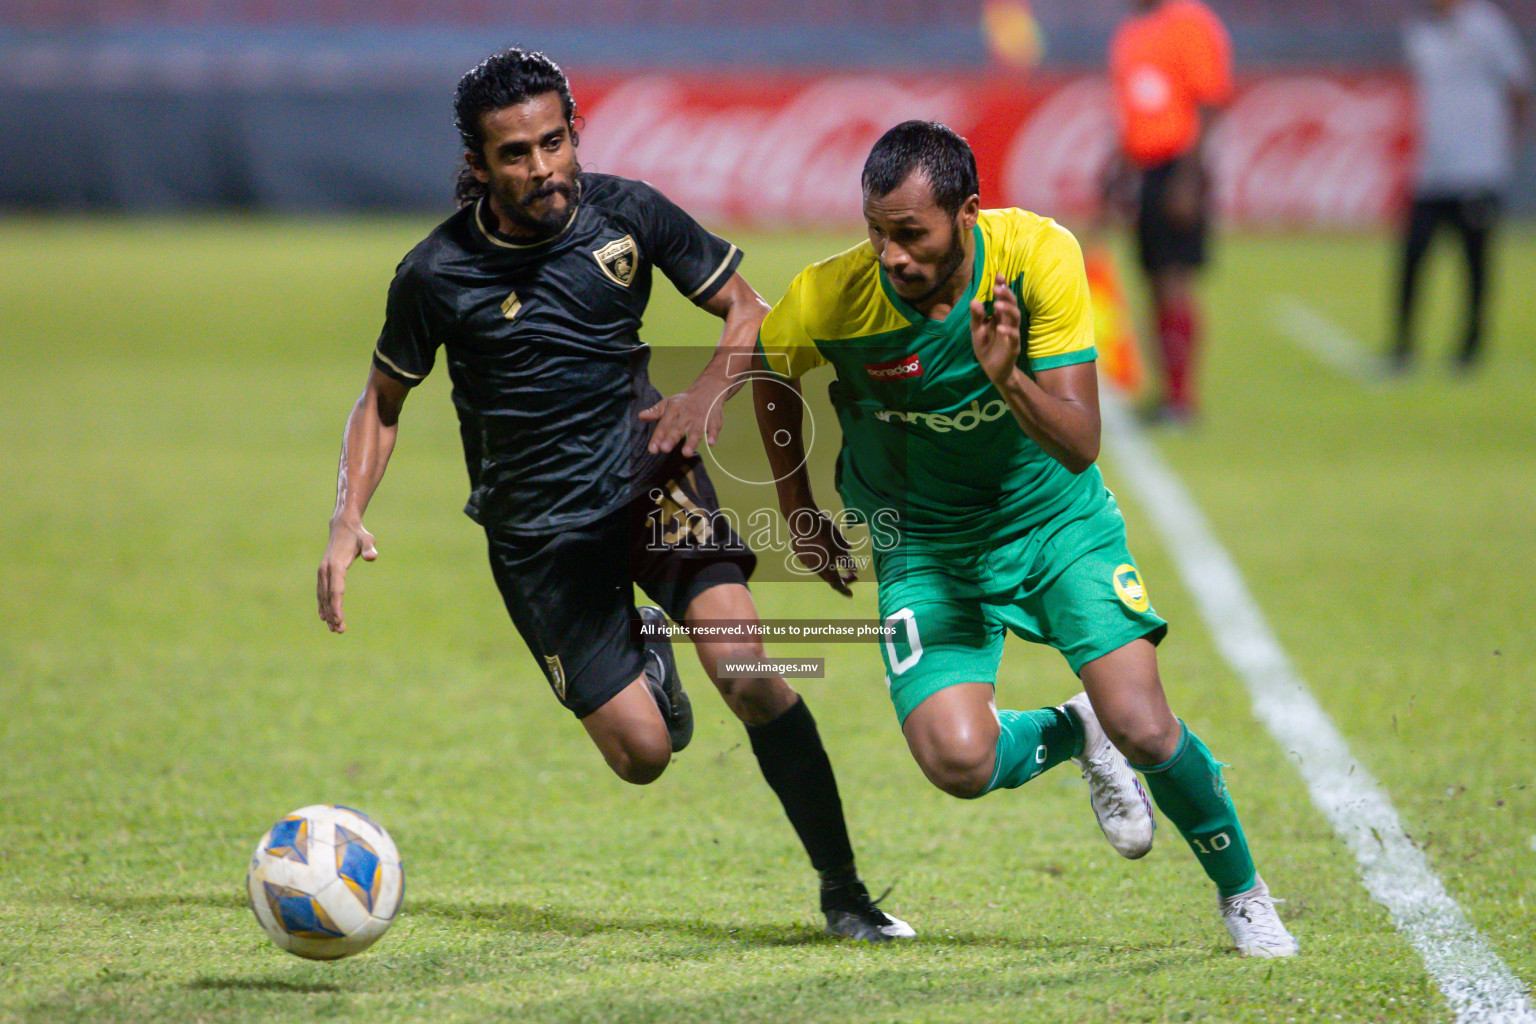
[{"x1": 245, "y1": 804, "x2": 405, "y2": 960}]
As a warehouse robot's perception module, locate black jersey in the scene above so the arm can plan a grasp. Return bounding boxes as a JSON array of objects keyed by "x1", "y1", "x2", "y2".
[{"x1": 372, "y1": 173, "x2": 743, "y2": 534}]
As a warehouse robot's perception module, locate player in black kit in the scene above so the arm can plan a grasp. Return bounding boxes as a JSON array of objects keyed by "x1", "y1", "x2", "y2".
[{"x1": 315, "y1": 48, "x2": 912, "y2": 942}]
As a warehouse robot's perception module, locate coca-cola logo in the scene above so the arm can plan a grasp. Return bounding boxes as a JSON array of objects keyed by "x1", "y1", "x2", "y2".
[
  {"x1": 575, "y1": 71, "x2": 1413, "y2": 231},
  {"x1": 581, "y1": 76, "x2": 967, "y2": 227},
  {"x1": 1000, "y1": 74, "x2": 1412, "y2": 227},
  {"x1": 1208, "y1": 76, "x2": 1412, "y2": 226},
  {"x1": 1001, "y1": 77, "x2": 1119, "y2": 220}
]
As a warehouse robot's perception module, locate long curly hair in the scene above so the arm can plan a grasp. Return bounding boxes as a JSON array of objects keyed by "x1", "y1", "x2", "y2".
[{"x1": 453, "y1": 48, "x2": 580, "y2": 207}]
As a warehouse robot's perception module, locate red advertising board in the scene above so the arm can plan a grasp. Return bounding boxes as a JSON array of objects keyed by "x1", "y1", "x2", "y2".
[{"x1": 573, "y1": 71, "x2": 1413, "y2": 230}]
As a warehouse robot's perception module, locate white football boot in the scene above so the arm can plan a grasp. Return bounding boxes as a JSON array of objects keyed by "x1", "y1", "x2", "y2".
[
  {"x1": 1220, "y1": 875, "x2": 1299, "y2": 957},
  {"x1": 1060, "y1": 692, "x2": 1156, "y2": 859}
]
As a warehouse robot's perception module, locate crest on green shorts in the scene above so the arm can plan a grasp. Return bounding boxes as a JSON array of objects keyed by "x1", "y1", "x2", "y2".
[{"x1": 1112, "y1": 564, "x2": 1150, "y2": 613}]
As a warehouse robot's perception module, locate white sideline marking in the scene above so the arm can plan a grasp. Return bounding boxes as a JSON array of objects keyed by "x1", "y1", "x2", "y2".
[
  {"x1": 1100, "y1": 393, "x2": 1534, "y2": 1024},
  {"x1": 1268, "y1": 293, "x2": 1385, "y2": 385}
]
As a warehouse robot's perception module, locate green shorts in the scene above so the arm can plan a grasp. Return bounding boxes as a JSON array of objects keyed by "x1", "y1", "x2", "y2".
[{"x1": 874, "y1": 494, "x2": 1168, "y2": 723}]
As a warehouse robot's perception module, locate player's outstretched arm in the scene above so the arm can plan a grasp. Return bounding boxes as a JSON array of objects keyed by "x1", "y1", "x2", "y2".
[
  {"x1": 752, "y1": 373, "x2": 857, "y2": 596},
  {"x1": 641, "y1": 272, "x2": 770, "y2": 457},
  {"x1": 971, "y1": 274, "x2": 1101, "y2": 473},
  {"x1": 318, "y1": 367, "x2": 409, "y2": 634}
]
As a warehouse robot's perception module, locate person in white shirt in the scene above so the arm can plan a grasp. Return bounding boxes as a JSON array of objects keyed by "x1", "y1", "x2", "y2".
[{"x1": 1392, "y1": 0, "x2": 1532, "y2": 373}]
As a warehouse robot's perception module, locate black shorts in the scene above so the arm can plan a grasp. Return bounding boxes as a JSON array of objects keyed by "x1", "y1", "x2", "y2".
[
  {"x1": 1136, "y1": 158, "x2": 1210, "y2": 273},
  {"x1": 1405, "y1": 191, "x2": 1503, "y2": 238},
  {"x1": 485, "y1": 458, "x2": 756, "y2": 719}
]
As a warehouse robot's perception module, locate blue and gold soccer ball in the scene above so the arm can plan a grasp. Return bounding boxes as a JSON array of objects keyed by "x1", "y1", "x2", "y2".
[{"x1": 245, "y1": 804, "x2": 405, "y2": 960}]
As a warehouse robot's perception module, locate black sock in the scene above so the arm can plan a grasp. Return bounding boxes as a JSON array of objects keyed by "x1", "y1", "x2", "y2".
[{"x1": 746, "y1": 695, "x2": 856, "y2": 876}]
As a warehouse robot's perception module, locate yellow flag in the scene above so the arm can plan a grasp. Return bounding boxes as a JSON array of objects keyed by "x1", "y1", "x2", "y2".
[{"x1": 1085, "y1": 247, "x2": 1143, "y2": 395}]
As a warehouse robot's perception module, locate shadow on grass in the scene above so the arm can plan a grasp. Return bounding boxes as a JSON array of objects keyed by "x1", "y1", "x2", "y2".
[
  {"x1": 60, "y1": 892, "x2": 1187, "y2": 957},
  {"x1": 62, "y1": 892, "x2": 245, "y2": 912},
  {"x1": 185, "y1": 977, "x2": 341, "y2": 993},
  {"x1": 404, "y1": 897, "x2": 1187, "y2": 957},
  {"x1": 406, "y1": 895, "x2": 824, "y2": 947},
  {"x1": 22, "y1": 974, "x2": 349, "y2": 1023},
  {"x1": 21, "y1": 897, "x2": 1211, "y2": 1024}
]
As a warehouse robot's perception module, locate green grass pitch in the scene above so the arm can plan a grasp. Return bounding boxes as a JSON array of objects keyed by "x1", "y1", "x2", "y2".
[{"x1": 0, "y1": 216, "x2": 1532, "y2": 1023}]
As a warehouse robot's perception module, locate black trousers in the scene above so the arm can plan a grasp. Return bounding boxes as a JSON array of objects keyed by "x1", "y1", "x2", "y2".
[{"x1": 1393, "y1": 191, "x2": 1501, "y2": 366}]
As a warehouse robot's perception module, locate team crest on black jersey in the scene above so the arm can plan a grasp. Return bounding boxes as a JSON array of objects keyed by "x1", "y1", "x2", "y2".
[{"x1": 592, "y1": 235, "x2": 638, "y2": 287}]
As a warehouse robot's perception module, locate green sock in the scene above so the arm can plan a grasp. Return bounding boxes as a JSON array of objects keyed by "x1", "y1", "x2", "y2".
[
  {"x1": 1130, "y1": 722, "x2": 1257, "y2": 897},
  {"x1": 982, "y1": 707, "x2": 1082, "y2": 794}
]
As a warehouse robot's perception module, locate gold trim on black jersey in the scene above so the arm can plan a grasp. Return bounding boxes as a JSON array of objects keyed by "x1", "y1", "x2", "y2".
[
  {"x1": 472, "y1": 196, "x2": 579, "y2": 250},
  {"x1": 686, "y1": 244, "x2": 739, "y2": 302},
  {"x1": 373, "y1": 347, "x2": 425, "y2": 380}
]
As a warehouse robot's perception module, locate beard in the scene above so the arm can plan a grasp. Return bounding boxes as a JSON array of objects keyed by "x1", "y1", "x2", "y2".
[
  {"x1": 493, "y1": 160, "x2": 583, "y2": 238},
  {"x1": 895, "y1": 219, "x2": 967, "y2": 309}
]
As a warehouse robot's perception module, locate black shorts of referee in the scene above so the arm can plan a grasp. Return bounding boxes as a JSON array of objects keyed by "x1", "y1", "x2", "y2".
[{"x1": 1136, "y1": 157, "x2": 1211, "y2": 274}]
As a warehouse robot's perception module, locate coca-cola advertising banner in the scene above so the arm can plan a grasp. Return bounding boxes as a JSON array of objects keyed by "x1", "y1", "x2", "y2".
[{"x1": 575, "y1": 71, "x2": 1414, "y2": 229}]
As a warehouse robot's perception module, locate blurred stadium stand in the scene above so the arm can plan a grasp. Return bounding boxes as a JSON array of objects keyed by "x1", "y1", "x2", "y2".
[
  {"x1": 7, "y1": 0, "x2": 1532, "y2": 64},
  {"x1": 2, "y1": 0, "x2": 1532, "y2": 213}
]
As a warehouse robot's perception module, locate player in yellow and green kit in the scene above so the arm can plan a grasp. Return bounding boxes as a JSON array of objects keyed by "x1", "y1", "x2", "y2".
[{"x1": 752, "y1": 121, "x2": 1298, "y2": 957}]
